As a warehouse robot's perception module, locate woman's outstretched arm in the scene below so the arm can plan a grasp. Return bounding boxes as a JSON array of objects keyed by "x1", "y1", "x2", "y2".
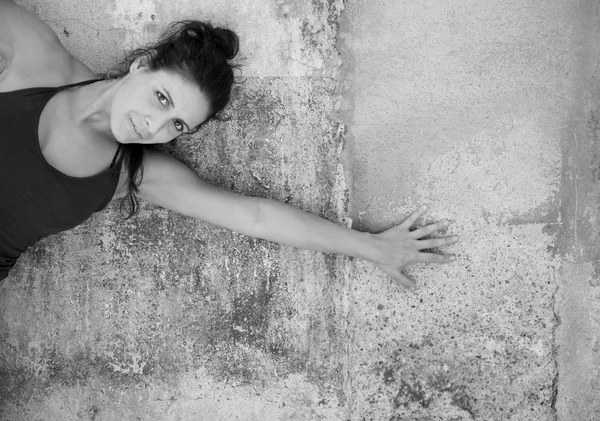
[{"x1": 136, "y1": 150, "x2": 458, "y2": 289}]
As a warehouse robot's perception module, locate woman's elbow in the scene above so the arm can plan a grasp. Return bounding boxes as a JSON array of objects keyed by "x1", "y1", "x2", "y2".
[{"x1": 246, "y1": 197, "x2": 264, "y2": 238}]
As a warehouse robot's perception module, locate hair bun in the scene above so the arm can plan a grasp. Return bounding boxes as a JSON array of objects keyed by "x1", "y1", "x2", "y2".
[
  {"x1": 211, "y1": 27, "x2": 239, "y2": 61},
  {"x1": 180, "y1": 22, "x2": 238, "y2": 61}
]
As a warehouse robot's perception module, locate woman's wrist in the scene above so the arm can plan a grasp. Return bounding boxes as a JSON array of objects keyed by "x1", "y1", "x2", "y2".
[{"x1": 351, "y1": 230, "x2": 381, "y2": 263}]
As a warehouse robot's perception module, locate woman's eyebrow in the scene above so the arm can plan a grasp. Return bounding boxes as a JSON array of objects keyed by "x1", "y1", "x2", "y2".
[{"x1": 163, "y1": 87, "x2": 191, "y2": 131}]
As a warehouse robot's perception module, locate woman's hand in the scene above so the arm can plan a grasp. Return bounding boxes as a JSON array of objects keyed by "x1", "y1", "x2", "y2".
[{"x1": 369, "y1": 205, "x2": 458, "y2": 290}]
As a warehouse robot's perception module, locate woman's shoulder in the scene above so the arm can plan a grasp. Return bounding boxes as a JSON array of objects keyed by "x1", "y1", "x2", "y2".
[
  {"x1": 0, "y1": 0, "x2": 95, "y2": 92},
  {"x1": 0, "y1": 58, "x2": 96, "y2": 92}
]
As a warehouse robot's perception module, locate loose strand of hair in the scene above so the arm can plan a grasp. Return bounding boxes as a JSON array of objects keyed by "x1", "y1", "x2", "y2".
[{"x1": 119, "y1": 143, "x2": 146, "y2": 219}]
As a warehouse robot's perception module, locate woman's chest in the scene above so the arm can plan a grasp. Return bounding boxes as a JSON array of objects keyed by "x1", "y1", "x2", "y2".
[{"x1": 38, "y1": 94, "x2": 116, "y2": 178}]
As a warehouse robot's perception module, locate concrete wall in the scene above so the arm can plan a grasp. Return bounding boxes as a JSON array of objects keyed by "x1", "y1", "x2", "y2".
[
  {"x1": 338, "y1": 1, "x2": 595, "y2": 420},
  {"x1": 1, "y1": 0, "x2": 599, "y2": 420}
]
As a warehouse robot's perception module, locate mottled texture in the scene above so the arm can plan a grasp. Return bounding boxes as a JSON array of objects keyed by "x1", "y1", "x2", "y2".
[
  {"x1": 338, "y1": 0, "x2": 592, "y2": 420},
  {"x1": 555, "y1": 4, "x2": 600, "y2": 417},
  {"x1": 2, "y1": 0, "x2": 600, "y2": 420},
  {"x1": 2, "y1": 1, "x2": 349, "y2": 419},
  {"x1": 347, "y1": 227, "x2": 557, "y2": 420}
]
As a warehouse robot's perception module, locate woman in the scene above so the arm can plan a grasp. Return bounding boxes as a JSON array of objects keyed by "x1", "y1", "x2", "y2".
[{"x1": 0, "y1": 0, "x2": 458, "y2": 287}]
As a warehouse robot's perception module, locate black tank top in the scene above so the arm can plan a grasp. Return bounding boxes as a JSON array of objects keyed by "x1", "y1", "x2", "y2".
[{"x1": 0, "y1": 80, "x2": 122, "y2": 281}]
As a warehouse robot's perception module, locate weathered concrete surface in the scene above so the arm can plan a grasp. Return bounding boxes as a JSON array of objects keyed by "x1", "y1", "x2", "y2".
[
  {"x1": 1, "y1": 0, "x2": 599, "y2": 420},
  {"x1": 1, "y1": 0, "x2": 350, "y2": 419},
  {"x1": 338, "y1": 0, "x2": 594, "y2": 420},
  {"x1": 554, "y1": 4, "x2": 600, "y2": 418}
]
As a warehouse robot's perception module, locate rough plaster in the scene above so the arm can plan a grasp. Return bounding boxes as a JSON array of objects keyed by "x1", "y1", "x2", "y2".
[
  {"x1": 339, "y1": 0, "x2": 577, "y2": 231},
  {"x1": 1, "y1": 0, "x2": 600, "y2": 420},
  {"x1": 337, "y1": 0, "x2": 593, "y2": 420},
  {"x1": 1, "y1": 72, "x2": 349, "y2": 420},
  {"x1": 23, "y1": 0, "x2": 342, "y2": 78},
  {"x1": 2, "y1": 0, "x2": 349, "y2": 419},
  {"x1": 554, "y1": 3, "x2": 600, "y2": 416}
]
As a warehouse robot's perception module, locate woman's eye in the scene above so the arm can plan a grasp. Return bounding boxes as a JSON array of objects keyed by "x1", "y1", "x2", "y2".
[
  {"x1": 157, "y1": 92, "x2": 168, "y2": 107},
  {"x1": 174, "y1": 120, "x2": 184, "y2": 132}
]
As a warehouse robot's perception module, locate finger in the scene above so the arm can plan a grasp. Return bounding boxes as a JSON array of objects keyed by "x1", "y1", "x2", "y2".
[
  {"x1": 394, "y1": 272, "x2": 417, "y2": 291},
  {"x1": 417, "y1": 235, "x2": 459, "y2": 249},
  {"x1": 417, "y1": 252, "x2": 456, "y2": 264},
  {"x1": 410, "y1": 220, "x2": 451, "y2": 238},
  {"x1": 399, "y1": 205, "x2": 429, "y2": 230},
  {"x1": 380, "y1": 265, "x2": 417, "y2": 290}
]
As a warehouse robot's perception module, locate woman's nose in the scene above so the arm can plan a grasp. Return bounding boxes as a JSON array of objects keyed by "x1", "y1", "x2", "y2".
[
  {"x1": 145, "y1": 114, "x2": 168, "y2": 135},
  {"x1": 144, "y1": 115, "x2": 155, "y2": 134}
]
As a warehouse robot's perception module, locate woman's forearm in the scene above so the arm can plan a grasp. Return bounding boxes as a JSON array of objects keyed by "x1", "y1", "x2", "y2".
[{"x1": 250, "y1": 197, "x2": 378, "y2": 262}]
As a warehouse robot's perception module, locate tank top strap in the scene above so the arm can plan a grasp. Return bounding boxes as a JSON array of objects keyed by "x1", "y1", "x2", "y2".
[{"x1": 55, "y1": 78, "x2": 101, "y2": 91}]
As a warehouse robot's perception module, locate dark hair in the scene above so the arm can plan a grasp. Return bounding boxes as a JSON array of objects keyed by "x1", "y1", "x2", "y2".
[{"x1": 115, "y1": 20, "x2": 239, "y2": 218}]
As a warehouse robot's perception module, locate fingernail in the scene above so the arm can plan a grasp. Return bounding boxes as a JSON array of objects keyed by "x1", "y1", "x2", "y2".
[
  {"x1": 449, "y1": 255, "x2": 456, "y2": 261},
  {"x1": 452, "y1": 236, "x2": 459, "y2": 241},
  {"x1": 422, "y1": 204, "x2": 428, "y2": 210}
]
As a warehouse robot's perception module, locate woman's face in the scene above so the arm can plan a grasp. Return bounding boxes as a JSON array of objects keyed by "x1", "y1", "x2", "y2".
[{"x1": 110, "y1": 60, "x2": 211, "y2": 145}]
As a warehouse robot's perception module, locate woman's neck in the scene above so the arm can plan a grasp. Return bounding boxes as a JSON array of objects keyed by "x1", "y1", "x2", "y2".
[{"x1": 69, "y1": 78, "x2": 121, "y2": 141}]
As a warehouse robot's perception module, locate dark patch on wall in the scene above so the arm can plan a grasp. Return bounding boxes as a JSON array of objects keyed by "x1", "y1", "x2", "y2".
[
  {"x1": 393, "y1": 380, "x2": 432, "y2": 409},
  {"x1": 319, "y1": 0, "x2": 344, "y2": 27},
  {"x1": 367, "y1": 339, "x2": 541, "y2": 419},
  {"x1": 230, "y1": 273, "x2": 276, "y2": 347},
  {"x1": 429, "y1": 373, "x2": 476, "y2": 418},
  {"x1": 0, "y1": 349, "x2": 148, "y2": 409},
  {"x1": 390, "y1": 375, "x2": 475, "y2": 416},
  {"x1": 182, "y1": 77, "x2": 343, "y2": 221},
  {"x1": 0, "y1": 367, "x2": 35, "y2": 407}
]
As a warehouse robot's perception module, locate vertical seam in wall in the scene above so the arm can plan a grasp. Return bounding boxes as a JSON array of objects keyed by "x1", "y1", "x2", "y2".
[
  {"x1": 550, "y1": 266, "x2": 560, "y2": 420},
  {"x1": 330, "y1": 0, "x2": 355, "y2": 415},
  {"x1": 334, "y1": 0, "x2": 358, "y2": 230}
]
